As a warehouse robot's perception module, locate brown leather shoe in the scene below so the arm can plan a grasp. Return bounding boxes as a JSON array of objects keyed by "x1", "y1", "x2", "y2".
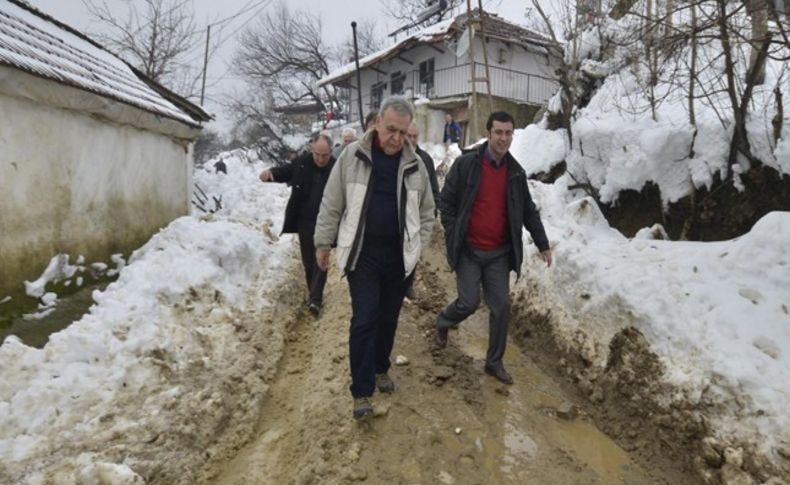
[
  {"x1": 485, "y1": 366, "x2": 514, "y2": 385},
  {"x1": 435, "y1": 327, "x2": 448, "y2": 348}
]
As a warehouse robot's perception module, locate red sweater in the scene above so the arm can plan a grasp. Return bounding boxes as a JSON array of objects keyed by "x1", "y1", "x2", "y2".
[{"x1": 466, "y1": 153, "x2": 509, "y2": 250}]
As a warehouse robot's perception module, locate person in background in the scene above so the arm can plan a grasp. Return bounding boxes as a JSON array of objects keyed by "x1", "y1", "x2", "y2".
[
  {"x1": 214, "y1": 157, "x2": 227, "y2": 174},
  {"x1": 442, "y1": 112, "x2": 462, "y2": 145},
  {"x1": 435, "y1": 111, "x2": 552, "y2": 386},
  {"x1": 403, "y1": 121, "x2": 441, "y2": 301},
  {"x1": 364, "y1": 111, "x2": 377, "y2": 132},
  {"x1": 259, "y1": 133, "x2": 335, "y2": 316},
  {"x1": 314, "y1": 96, "x2": 435, "y2": 420},
  {"x1": 332, "y1": 127, "x2": 358, "y2": 160},
  {"x1": 407, "y1": 122, "x2": 439, "y2": 211}
]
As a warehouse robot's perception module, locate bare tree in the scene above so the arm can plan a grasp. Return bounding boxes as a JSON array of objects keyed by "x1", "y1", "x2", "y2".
[
  {"x1": 381, "y1": 0, "x2": 464, "y2": 26},
  {"x1": 83, "y1": 0, "x2": 201, "y2": 96},
  {"x1": 233, "y1": 2, "x2": 339, "y2": 114},
  {"x1": 529, "y1": 0, "x2": 582, "y2": 144}
]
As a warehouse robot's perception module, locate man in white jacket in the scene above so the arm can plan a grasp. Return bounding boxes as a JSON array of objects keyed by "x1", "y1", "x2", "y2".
[{"x1": 314, "y1": 96, "x2": 435, "y2": 420}]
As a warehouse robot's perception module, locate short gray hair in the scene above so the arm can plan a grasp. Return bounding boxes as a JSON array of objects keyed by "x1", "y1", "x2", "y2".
[
  {"x1": 378, "y1": 95, "x2": 414, "y2": 121},
  {"x1": 341, "y1": 127, "x2": 358, "y2": 138}
]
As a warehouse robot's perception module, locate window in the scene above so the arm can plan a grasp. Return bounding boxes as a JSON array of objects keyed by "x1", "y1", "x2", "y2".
[
  {"x1": 390, "y1": 71, "x2": 406, "y2": 95},
  {"x1": 419, "y1": 58, "x2": 435, "y2": 96},
  {"x1": 370, "y1": 82, "x2": 386, "y2": 110}
]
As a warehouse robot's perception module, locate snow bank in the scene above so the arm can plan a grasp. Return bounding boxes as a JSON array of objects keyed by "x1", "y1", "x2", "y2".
[
  {"x1": 0, "y1": 150, "x2": 296, "y2": 483},
  {"x1": 520, "y1": 175, "x2": 790, "y2": 475},
  {"x1": 510, "y1": 121, "x2": 569, "y2": 176},
  {"x1": 564, "y1": 19, "x2": 790, "y2": 206}
]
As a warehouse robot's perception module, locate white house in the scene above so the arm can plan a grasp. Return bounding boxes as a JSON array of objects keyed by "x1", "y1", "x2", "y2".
[
  {"x1": 0, "y1": 0, "x2": 211, "y2": 303},
  {"x1": 319, "y1": 9, "x2": 560, "y2": 143}
]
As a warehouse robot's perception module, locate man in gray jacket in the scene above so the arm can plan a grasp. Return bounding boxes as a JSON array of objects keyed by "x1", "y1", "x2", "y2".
[{"x1": 314, "y1": 96, "x2": 435, "y2": 420}]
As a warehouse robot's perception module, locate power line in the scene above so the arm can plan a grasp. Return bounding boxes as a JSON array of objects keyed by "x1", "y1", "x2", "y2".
[
  {"x1": 209, "y1": 0, "x2": 269, "y2": 28},
  {"x1": 199, "y1": 0, "x2": 274, "y2": 104}
]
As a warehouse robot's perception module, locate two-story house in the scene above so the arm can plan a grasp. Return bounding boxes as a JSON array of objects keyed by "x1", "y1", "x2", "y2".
[{"x1": 319, "y1": 9, "x2": 560, "y2": 144}]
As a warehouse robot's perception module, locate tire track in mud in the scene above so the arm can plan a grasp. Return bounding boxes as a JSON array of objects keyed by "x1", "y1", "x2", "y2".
[{"x1": 206, "y1": 235, "x2": 696, "y2": 485}]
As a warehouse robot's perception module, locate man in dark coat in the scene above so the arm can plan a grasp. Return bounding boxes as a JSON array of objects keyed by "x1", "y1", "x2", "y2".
[
  {"x1": 435, "y1": 111, "x2": 552, "y2": 385},
  {"x1": 442, "y1": 112, "x2": 462, "y2": 144},
  {"x1": 259, "y1": 133, "x2": 334, "y2": 315},
  {"x1": 407, "y1": 122, "x2": 440, "y2": 212}
]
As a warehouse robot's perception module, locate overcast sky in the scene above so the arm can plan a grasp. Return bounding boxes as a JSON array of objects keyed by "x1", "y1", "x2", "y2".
[{"x1": 27, "y1": 0, "x2": 532, "y2": 133}]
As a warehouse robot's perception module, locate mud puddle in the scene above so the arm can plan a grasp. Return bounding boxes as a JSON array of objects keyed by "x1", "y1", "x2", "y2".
[{"x1": 0, "y1": 281, "x2": 108, "y2": 347}]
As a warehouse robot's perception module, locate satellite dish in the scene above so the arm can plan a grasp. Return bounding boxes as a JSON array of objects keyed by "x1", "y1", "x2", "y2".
[{"x1": 456, "y1": 29, "x2": 470, "y2": 58}]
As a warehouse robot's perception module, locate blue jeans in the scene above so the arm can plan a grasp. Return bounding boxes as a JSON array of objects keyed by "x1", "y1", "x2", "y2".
[{"x1": 347, "y1": 240, "x2": 412, "y2": 398}]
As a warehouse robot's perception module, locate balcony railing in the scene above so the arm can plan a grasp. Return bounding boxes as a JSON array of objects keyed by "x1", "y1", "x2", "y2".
[{"x1": 343, "y1": 63, "x2": 558, "y2": 121}]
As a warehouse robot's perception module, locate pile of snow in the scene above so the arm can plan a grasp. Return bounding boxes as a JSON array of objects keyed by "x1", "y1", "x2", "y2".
[
  {"x1": 422, "y1": 142, "x2": 462, "y2": 172},
  {"x1": 519, "y1": 172, "x2": 790, "y2": 475},
  {"x1": 563, "y1": 16, "x2": 790, "y2": 206},
  {"x1": 0, "y1": 150, "x2": 296, "y2": 482},
  {"x1": 510, "y1": 121, "x2": 569, "y2": 176}
]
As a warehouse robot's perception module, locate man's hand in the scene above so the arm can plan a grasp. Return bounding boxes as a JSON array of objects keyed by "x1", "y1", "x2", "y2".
[
  {"x1": 259, "y1": 169, "x2": 274, "y2": 182},
  {"x1": 316, "y1": 248, "x2": 330, "y2": 271},
  {"x1": 540, "y1": 249, "x2": 552, "y2": 267}
]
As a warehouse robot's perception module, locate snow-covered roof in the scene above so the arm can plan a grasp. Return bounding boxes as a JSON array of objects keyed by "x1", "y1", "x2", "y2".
[
  {"x1": 319, "y1": 10, "x2": 552, "y2": 87},
  {"x1": 0, "y1": 0, "x2": 210, "y2": 126}
]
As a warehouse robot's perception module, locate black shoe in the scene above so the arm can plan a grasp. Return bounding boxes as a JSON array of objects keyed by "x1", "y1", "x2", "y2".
[
  {"x1": 484, "y1": 366, "x2": 514, "y2": 385},
  {"x1": 353, "y1": 397, "x2": 373, "y2": 420},
  {"x1": 376, "y1": 373, "x2": 395, "y2": 394},
  {"x1": 308, "y1": 303, "x2": 321, "y2": 317},
  {"x1": 435, "y1": 327, "x2": 448, "y2": 348}
]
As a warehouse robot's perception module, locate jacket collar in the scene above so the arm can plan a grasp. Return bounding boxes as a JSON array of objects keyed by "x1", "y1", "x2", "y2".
[{"x1": 476, "y1": 141, "x2": 523, "y2": 176}]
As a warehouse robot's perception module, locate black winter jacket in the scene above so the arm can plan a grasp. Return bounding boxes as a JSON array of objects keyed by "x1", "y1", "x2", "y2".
[
  {"x1": 415, "y1": 145, "x2": 440, "y2": 213},
  {"x1": 440, "y1": 142, "x2": 549, "y2": 276},
  {"x1": 270, "y1": 152, "x2": 335, "y2": 234}
]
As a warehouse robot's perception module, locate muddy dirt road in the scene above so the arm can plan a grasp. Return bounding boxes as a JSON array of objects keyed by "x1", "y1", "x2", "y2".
[{"x1": 206, "y1": 236, "x2": 696, "y2": 485}]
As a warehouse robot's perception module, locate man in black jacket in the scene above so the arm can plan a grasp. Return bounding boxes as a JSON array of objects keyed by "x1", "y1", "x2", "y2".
[
  {"x1": 259, "y1": 133, "x2": 334, "y2": 315},
  {"x1": 407, "y1": 122, "x2": 440, "y2": 211},
  {"x1": 435, "y1": 111, "x2": 552, "y2": 385}
]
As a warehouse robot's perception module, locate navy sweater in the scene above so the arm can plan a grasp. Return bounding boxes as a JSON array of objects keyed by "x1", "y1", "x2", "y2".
[{"x1": 365, "y1": 143, "x2": 401, "y2": 241}]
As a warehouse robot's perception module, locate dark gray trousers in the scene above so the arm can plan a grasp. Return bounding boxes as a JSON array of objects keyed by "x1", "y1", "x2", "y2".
[
  {"x1": 437, "y1": 245, "x2": 511, "y2": 370},
  {"x1": 297, "y1": 219, "x2": 327, "y2": 306}
]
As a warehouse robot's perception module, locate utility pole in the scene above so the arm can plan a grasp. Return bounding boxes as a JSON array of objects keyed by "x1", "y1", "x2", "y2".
[
  {"x1": 200, "y1": 25, "x2": 211, "y2": 106},
  {"x1": 351, "y1": 21, "x2": 365, "y2": 129},
  {"x1": 466, "y1": 0, "x2": 493, "y2": 140}
]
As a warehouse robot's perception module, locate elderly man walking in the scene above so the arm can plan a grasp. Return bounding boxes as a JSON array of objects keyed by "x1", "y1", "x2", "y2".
[
  {"x1": 435, "y1": 111, "x2": 552, "y2": 385},
  {"x1": 259, "y1": 133, "x2": 335, "y2": 315},
  {"x1": 315, "y1": 96, "x2": 435, "y2": 419},
  {"x1": 332, "y1": 127, "x2": 358, "y2": 159}
]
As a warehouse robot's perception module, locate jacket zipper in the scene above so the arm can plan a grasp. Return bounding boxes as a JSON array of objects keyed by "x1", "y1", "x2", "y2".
[{"x1": 345, "y1": 149, "x2": 375, "y2": 274}]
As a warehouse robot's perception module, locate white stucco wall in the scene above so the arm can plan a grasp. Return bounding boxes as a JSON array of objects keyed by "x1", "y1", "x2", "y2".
[{"x1": 0, "y1": 89, "x2": 192, "y2": 298}]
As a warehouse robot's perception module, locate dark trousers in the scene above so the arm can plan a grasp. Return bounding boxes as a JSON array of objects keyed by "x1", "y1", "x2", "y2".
[
  {"x1": 437, "y1": 245, "x2": 511, "y2": 371},
  {"x1": 347, "y1": 241, "x2": 412, "y2": 398},
  {"x1": 297, "y1": 219, "x2": 327, "y2": 306}
]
